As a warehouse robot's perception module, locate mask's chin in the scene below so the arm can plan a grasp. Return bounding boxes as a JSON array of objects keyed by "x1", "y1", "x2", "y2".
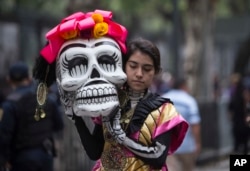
[{"x1": 73, "y1": 100, "x2": 120, "y2": 117}]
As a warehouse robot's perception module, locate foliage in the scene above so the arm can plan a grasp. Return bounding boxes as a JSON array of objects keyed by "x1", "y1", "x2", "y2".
[
  {"x1": 1, "y1": 0, "x2": 249, "y2": 41},
  {"x1": 0, "y1": 0, "x2": 67, "y2": 17},
  {"x1": 215, "y1": 0, "x2": 250, "y2": 18},
  {"x1": 1, "y1": 0, "x2": 250, "y2": 18}
]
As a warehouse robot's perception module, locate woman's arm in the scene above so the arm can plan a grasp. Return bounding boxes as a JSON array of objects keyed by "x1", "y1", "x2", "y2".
[
  {"x1": 103, "y1": 110, "x2": 172, "y2": 169},
  {"x1": 74, "y1": 116, "x2": 104, "y2": 160},
  {"x1": 122, "y1": 131, "x2": 171, "y2": 169}
]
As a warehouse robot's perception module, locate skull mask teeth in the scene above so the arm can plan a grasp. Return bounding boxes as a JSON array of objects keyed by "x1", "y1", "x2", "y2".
[
  {"x1": 75, "y1": 83, "x2": 118, "y2": 105},
  {"x1": 56, "y1": 37, "x2": 127, "y2": 118}
]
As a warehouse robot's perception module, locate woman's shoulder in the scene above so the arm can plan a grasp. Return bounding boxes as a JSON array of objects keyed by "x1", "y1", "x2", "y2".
[
  {"x1": 135, "y1": 92, "x2": 173, "y2": 118},
  {"x1": 145, "y1": 92, "x2": 173, "y2": 105}
]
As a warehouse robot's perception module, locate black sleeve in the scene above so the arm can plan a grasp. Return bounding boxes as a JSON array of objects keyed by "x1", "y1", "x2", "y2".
[
  {"x1": 0, "y1": 102, "x2": 16, "y2": 167},
  {"x1": 74, "y1": 116, "x2": 104, "y2": 160},
  {"x1": 135, "y1": 131, "x2": 171, "y2": 169}
]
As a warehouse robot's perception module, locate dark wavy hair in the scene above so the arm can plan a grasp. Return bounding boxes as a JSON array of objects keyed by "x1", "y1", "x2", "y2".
[{"x1": 123, "y1": 37, "x2": 162, "y2": 74}]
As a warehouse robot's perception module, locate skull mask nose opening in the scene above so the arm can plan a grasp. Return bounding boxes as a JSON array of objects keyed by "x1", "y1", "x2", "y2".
[{"x1": 91, "y1": 68, "x2": 100, "y2": 78}]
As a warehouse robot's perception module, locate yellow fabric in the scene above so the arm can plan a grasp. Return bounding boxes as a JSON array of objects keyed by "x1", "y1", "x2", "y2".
[
  {"x1": 138, "y1": 108, "x2": 160, "y2": 145},
  {"x1": 94, "y1": 102, "x2": 185, "y2": 171},
  {"x1": 158, "y1": 103, "x2": 179, "y2": 125},
  {"x1": 98, "y1": 106, "x2": 175, "y2": 171},
  {"x1": 97, "y1": 156, "x2": 161, "y2": 171}
]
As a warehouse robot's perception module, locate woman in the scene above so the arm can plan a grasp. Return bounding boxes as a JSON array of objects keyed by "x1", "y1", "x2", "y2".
[
  {"x1": 76, "y1": 38, "x2": 188, "y2": 170},
  {"x1": 32, "y1": 9, "x2": 188, "y2": 170}
]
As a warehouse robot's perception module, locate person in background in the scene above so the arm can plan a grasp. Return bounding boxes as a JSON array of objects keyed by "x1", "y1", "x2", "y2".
[
  {"x1": 0, "y1": 90, "x2": 5, "y2": 122},
  {"x1": 162, "y1": 77, "x2": 201, "y2": 171},
  {"x1": 0, "y1": 91, "x2": 5, "y2": 106},
  {"x1": 228, "y1": 72, "x2": 250, "y2": 155},
  {"x1": 0, "y1": 62, "x2": 64, "y2": 171},
  {"x1": 243, "y1": 74, "x2": 250, "y2": 128}
]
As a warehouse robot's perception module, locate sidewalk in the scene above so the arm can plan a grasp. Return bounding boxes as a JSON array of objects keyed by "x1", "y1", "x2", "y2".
[{"x1": 195, "y1": 156, "x2": 229, "y2": 171}]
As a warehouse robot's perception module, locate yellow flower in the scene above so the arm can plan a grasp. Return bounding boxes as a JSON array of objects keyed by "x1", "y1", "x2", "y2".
[
  {"x1": 93, "y1": 22, "x2": 108, "y2": 38},
  {"x1": 60, "y1": 30, "x2": 78, "y2": 40},
  {"x1": 92, "y1": 13, "x2": 103, "y2": 23}
]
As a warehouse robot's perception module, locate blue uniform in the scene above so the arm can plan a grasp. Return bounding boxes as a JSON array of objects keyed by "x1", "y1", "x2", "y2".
[{"x1": 0, "y1": 83, "x2": 64, "y2": 171}]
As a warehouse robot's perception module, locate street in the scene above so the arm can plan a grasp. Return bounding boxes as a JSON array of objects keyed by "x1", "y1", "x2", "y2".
[{"x1": 195, "y1": 157, "x2": 229, "y2": 171}]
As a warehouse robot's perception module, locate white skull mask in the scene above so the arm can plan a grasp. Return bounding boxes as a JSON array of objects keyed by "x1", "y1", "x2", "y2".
[{"x1": 56, "y1": 37, "x2": 127, "y2": 118}]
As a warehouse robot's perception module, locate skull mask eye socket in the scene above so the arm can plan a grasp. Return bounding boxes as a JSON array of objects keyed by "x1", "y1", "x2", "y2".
[
  {"x1": 62, "y1": 56, "x2": 88, "y2": 77},
  {"x1": 98, "y1": 53, "x2": 118, "y2": 73}
]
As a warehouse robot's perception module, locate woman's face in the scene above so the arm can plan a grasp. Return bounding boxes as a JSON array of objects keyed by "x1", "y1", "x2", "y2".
[{"x1": 125, "y1": 50, "x2": 156, "y2": 92}]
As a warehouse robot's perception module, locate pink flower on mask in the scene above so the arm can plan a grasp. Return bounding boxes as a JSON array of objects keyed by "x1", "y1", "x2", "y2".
[{"x1": 40, "y1": 9, "x2": 128, "y2": 64}]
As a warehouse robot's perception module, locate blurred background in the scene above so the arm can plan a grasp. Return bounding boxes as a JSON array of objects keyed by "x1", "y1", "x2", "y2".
[{"x1": 0, "y1": 0, "x2": 250, "y2": 170}]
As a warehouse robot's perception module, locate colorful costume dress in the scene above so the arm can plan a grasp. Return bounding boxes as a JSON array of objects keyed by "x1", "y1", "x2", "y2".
[{"x1": 92, "y1": 90, "x2": 188, "y2": 171}]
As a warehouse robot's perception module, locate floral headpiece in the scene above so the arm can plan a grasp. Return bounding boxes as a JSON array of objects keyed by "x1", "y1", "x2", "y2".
[{"x1": 40, "y1": 10, "x2": 128, "y2": 64}]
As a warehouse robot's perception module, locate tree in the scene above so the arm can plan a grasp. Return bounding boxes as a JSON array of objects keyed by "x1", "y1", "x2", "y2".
[{"x1": 182, "y1": 0, "x2": 217, "y2": 100}]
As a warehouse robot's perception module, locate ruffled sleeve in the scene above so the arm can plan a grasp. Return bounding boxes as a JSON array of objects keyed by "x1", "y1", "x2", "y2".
[{"x1": 154, "y1": 103, "x2": 189, "y2": 154}]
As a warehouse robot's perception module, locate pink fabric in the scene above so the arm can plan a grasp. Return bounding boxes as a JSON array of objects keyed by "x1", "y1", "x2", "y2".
[
  {"x1": 92, "y1": 116, "x2": 102, "y2": 125},
  {"x1": 92, "y1": 159, "x2": 168, "y2": 171},
  {"x1": 153, "y1": 114, "x2": 188, "y2": 138},
  {"x1": 129, "y1": 104, "x2": 188, "y2": 156},
  {"x1": 40, "y1": 9, "x2": 128, "y2": 64},
  {"x1": 154, "y1": 114, "x2": 188, "y2": 155},
  {"x1": 162, "y1": 164, "x2": 168, "y2": 171},
  {"x1": 92, "y1": 159, "x2": 101, "y2": 171},
  {"x1": 91, "y1": 102, "x2": 188, "y2": 170},
  {"x1": 130, "y1": 131, "x2": 139, "y2": 139}
]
